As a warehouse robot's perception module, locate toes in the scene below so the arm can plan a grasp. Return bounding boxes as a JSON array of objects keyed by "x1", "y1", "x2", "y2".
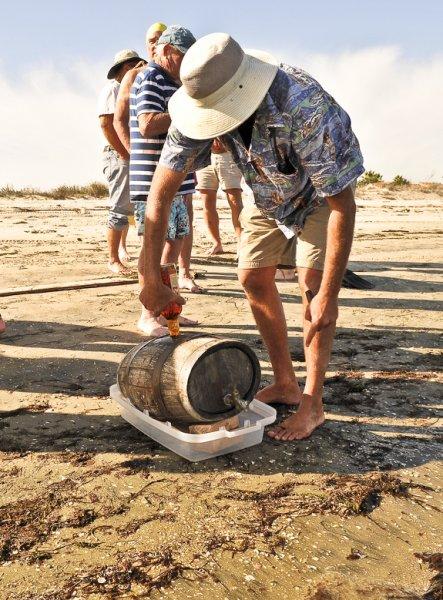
[{"x1": 267, "y1": 426, "x2": 286, "y2": 440}]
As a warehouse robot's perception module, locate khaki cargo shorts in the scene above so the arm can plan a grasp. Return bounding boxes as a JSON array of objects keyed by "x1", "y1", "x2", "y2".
[
  {"x1": 196, "y1": 151, "x2": 242, "y2": 191},
  {"x1": 237, "y1": 202, "x2": 330, "y2": 271}
]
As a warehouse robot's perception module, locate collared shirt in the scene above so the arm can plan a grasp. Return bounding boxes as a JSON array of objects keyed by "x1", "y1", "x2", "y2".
[
  {"x1": 160, "y1": 64, "x2": 364, "y2": 233},
  {"x1": 129, "y1": 61, "x2": 195, "y2": 201}
]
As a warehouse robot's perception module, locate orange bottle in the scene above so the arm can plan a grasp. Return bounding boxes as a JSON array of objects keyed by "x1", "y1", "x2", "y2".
[{"x1": 160, "y1": 263, "x2": 182, "y2": 337}]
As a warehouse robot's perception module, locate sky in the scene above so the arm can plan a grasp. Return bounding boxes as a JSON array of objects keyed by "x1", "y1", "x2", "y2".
[{"x1": 0, "y1": 0, "x2": 442, "y2": 187}]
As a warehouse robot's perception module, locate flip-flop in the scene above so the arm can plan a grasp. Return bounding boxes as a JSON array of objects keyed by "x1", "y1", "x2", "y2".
[
  {"x1": 342, "y1": 269, "x2": 375, "y2": 290},
  {"x1": 275, "y1": 268, "x2": 297, "y2": 282},
  {"x1": 179, "y1": 278, "x2": 205, "y2": 294}
]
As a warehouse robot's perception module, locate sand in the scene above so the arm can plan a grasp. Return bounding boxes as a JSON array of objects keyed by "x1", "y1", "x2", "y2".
[{"x1": 0, "y1": 184, "x2": 442, "y2": 599}]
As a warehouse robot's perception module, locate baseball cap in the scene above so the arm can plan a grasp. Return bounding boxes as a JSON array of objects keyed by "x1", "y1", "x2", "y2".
[{"x1": 157, "y1": 25, "x2": 196, "y2": 54}]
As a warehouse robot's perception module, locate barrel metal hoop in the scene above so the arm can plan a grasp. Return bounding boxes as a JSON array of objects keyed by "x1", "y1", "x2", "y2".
[
  {"x1": 149, "y1": 339, "x2": 184, "y2": 418},
  {"x1": 118, "y1": 338, "x2": 158, "y2": 396}
]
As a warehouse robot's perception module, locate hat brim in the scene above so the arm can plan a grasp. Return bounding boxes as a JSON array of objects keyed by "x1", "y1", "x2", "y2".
[
  {"x1": 107, "y1": 57, "x2": 144, "y2": 80},
  {"x1": 169, "y1": 52, "x2": 279, "y2": 140}
]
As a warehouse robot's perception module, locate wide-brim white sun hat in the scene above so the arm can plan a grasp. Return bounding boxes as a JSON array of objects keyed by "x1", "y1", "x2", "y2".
[{"x1": 168, "y1": 33, "x2": 279, "y2": 140}]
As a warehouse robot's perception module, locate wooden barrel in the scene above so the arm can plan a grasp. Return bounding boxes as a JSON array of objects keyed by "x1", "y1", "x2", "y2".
[{"x1": 117, "y1": 334, "x2": 261, "y2": 423}]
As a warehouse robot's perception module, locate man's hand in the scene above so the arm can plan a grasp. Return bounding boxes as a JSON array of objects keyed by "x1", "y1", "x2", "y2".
[
  {"x1": 305, "y1": 293, "x2": 338, "y2": 346},
  {"x1": 139, "y1": 282, "x2": 186, "y2": 316}
]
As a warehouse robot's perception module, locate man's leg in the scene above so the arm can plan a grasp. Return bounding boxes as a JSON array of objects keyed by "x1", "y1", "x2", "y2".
[
  {"x1": 105, "y1": 151, "x2": 132, "y2": 275},
  {"x1": 268, "y1": 268, "x2": 330, "y2": 440},
  {"x1": 135, "y1": 201, "x2": 168, "y2": 336},
  {"x1": 162, "y1": 196, "x2": 198, "y2": 326},
  {"x1": 201, "y1": 188, "x2": 223, "y2": 254},
  {"x1": 238, "y1": 266, "x2": 301, "y2": 405},
  {"x1": 118, "y1": 224, "x2": 132, "y2": 262},
  {"x1": 237, "y1": 205, "x2": 301, "y2": 404},
  {"x1": 268, "y1": 203, "x2": 332, "y2": 440},
  {"x1": 178, "y1": 194, "x2": 202, "y2": 293},
  {"x1": 107, "y1": 227, "x2": 126, "y2": 273},
  {"x1": 225, "y1": 188, "x2": 243, "y2": 240}
]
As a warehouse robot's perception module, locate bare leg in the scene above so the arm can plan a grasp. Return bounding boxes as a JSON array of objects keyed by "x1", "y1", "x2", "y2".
[
  {"x1": 225, "y1": 188, "x2": 243, "y2": 239},
  {"x1": 107, "y1": 227, "x2": 132, "y2": 275},
  {"x1": 0, "y1": 314, "x2": 6, "y2": 335},
  {"x1": 268, "y1": 267, "x2": 332, "y2": 441},
  {"x1": 178, "y1": 195, "x2": 203, "y2": 293},
  {"x1": 238, "y1": 266, "x2": 302, "y2": 405},
  {"x1": 118, "y1": 224, "x2": 132, "y2": 262},
  {"x1": 161, "y1": 238, "x2": 199, "y2": 326},
  {"x1": 201, "y1": 189, "x2": 223, "y2": 254},
  {"x1": 137, "y1": 246, "x2": 168, "y2": 337}
]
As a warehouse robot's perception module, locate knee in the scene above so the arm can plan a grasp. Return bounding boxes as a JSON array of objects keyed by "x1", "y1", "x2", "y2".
[{"x1": 238, "y1": 268, "x2": 272, "y2": 295}]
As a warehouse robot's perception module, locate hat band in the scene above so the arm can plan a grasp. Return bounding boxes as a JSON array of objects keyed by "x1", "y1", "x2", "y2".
[{"x1": 192, "y1": 53, "x2": 249, "y2": 108}]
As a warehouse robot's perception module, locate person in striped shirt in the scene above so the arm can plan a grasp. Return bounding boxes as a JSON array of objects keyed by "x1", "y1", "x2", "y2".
[{"x1": 129, "y1": 25, "x2": 199, "y2": 335}]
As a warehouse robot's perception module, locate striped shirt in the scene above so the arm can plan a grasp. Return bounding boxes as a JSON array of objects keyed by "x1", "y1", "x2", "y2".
[{"x1": 129, "y1": 61, "x2": 195, "y2": 200}]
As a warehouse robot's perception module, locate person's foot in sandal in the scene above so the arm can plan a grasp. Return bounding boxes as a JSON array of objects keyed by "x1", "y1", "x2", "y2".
[
  {"x1": 275, "y1": 268, "x2": 297, "y2": 282},
  {"x1": 178, "y1": 274, "x2": 204, "y2": 293}
]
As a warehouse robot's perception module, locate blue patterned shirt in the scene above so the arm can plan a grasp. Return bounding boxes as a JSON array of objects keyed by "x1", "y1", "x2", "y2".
[{"x1": 160, "y1": 64, "x2": 364, "y2": 233}]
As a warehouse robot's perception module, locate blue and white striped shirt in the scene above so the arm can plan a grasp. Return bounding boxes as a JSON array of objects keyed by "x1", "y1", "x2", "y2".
[{"x1": 129, "y1": 62, "x2": 195, "y2": 200}]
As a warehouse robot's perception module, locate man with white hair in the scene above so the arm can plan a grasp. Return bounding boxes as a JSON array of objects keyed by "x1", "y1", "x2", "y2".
[
  {"x1": 140, "y1": 34, "x2": 365, "y2": 441},
  {"x1": 129, "y1": 25, "x2": 198, "y2": 336},
  {"x1": 114, "y1": 22, "x2": 167, "y2": 152}
]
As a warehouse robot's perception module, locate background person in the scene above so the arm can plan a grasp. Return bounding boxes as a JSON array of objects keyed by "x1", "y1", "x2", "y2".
[
  {"x1": 129, "y1": 25, "x2": 199, "y2": 335},
  {"x1": 98, "y1": 49, "x2": 143, "y2": 275},
  {"x1": 113, "y1": 22, "x2": 167, "y2": 153},
  {"x1": 197, "y1": 138, "x2": 243, "y2": 255}
]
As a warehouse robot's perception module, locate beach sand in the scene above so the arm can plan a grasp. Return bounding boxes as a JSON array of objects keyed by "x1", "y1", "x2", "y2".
[{"x1": 0, "y1": 184, "x2": 441, "y2": 599}]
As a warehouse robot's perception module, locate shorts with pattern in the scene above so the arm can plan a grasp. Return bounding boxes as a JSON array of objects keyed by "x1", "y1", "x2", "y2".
[
  {"x1": 133, "y1": 195, "x2": 190, "y2": 239},
  {"x1": 196, "y1": 151, "x2": 242, "y2": 191}
]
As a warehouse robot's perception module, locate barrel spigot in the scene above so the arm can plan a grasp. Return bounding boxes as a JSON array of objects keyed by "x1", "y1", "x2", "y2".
[{"x1": 223, "y1": 387, "x2": 248, "y2": 412}]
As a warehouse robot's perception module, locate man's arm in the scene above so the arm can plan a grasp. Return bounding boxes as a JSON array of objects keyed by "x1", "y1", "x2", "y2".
[
  {"x1": 305, "y1": 186, "x2": 356, "y2": 346},
  {"x1": 139, "y1": 165, "x2": 187, "y2": 314},
  {"x1": 138, "y1": 112, "x2": 171, "y2": 137},
  {"x1": 99, "y1": 114, "x2": 129, "y2": 160},
  {"x1": 113, "y1": 71, "x2": 135, "y2": 153}
]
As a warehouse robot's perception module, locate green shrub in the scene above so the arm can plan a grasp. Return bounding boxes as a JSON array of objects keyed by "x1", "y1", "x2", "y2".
[
  {"x1": 392, "y1": 175, "x2": 410, "y2": 186},
  {"x1": 359, "y1": 171, "x2": 383, "y2": 185}
]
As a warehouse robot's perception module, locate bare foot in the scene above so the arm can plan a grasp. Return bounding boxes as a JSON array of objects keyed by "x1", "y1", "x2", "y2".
[
  {"x1": 178, "y1": 275, "x2": 204, "y2": 294},
  {"x1": 0, "y1": 317, "x2": 6, "y2": 335},
  {"x1": 137, "y1": 317, "x2": 168, "y2": 337},
  {"x1": 267, "y1": 396, "x2": 325, "y2": 441},
  {"x1": 108, "y1": 261, "x2": 133, "y2": 276},
  {"x1": 208, "y1": 243, "x2": 224, "y2": 256},
  {"x1": 118, "y1": 249, "x2": 133, "y2": 262},
  {"x1": 255, "y1": 382, "x2": 302, "y2": 406},
  {"x1": 158, "y1": 315, "x2": 199, "y2": 327}
]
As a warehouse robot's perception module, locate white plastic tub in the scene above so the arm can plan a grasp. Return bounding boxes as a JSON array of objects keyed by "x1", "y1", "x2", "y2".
[{"x1": 110, "y1": 384, "x2": 276, "y2": 462}]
